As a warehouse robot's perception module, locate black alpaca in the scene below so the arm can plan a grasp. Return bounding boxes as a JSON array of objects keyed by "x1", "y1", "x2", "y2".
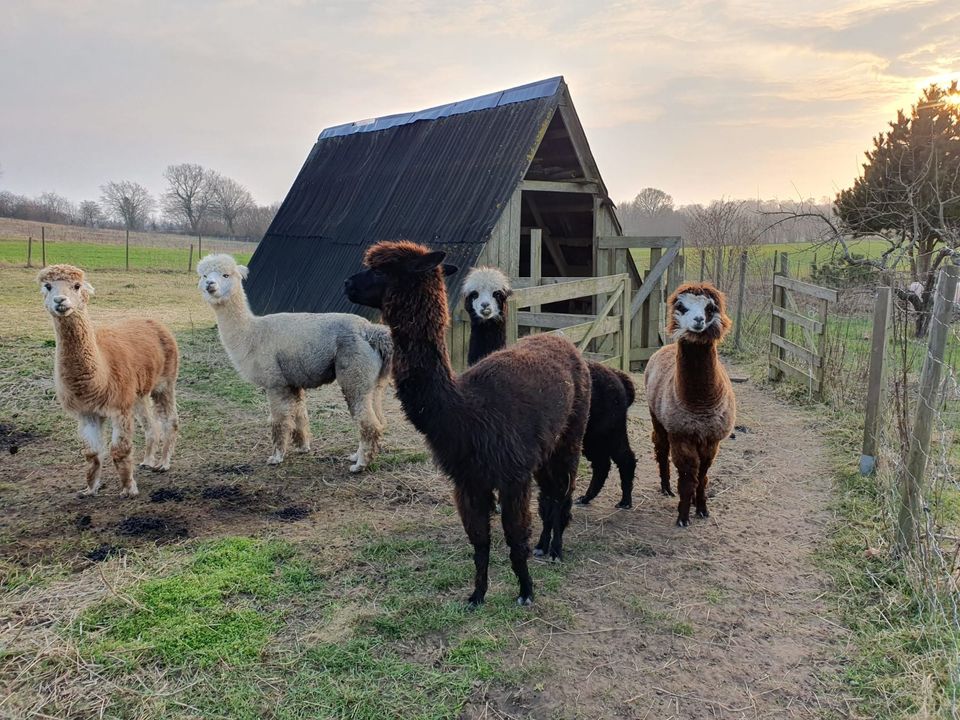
[
  {"x1": 345, "y1": 242, "x2": 591, "y2": 607},
  {"x1": 462, "y1": 266, "x2": 637, "y2": 508}
]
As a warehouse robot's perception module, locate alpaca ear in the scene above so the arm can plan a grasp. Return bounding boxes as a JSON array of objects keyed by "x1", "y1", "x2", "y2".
[
  {"x1": 84, "y1": 282, "x2": 95, "y2": 295},
  {"x1": 236, "y1": 265, "x2": 249, "y2": 280},
  {"x1": 403, "y1": 251, "x2": 447, "y2": 274},
  {"x1": 442, "y1": 263, "x2": 459, "y2": 276}
]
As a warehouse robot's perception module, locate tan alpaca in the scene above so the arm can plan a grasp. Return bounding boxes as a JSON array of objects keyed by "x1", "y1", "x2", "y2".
[
  {"x1": 645, "y1": 282, "x2": 736, "y2": 527},
  {"x1": 38, "y1": 265, "x2": 180, "y2": 497}
]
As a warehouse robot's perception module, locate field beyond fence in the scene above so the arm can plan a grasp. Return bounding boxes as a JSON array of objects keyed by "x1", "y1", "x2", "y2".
[{"x1": 0, "y1": 217, "x2": 258, "y2": 272}]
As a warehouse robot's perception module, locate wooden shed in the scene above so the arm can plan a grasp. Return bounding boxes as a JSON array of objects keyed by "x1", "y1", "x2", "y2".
[{"x1": 247, "y1": 76, "x2": 680, "y2": 370}]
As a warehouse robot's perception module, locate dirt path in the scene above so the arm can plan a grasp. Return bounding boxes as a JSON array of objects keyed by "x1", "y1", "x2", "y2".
[{"x1": 478, "y1": 367, "x2": 843, "y2": 719}]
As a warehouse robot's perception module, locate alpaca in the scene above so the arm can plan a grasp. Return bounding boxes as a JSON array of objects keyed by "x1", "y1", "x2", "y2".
[
  {"x1": 645, "y1": 282, "x2": 736, "y2": 527},
  {"x1": 38, "y1": 265, "x2": 179, "y2": 497},
  {"x1": 462, "y1": 267, "x2": 637, "y2": 508},
  {"x1": 197, "y1": 254, "x2": 392, "y2": 471},
  {"x1": 345, "y1": 241, "x2": 591, "y2": 607}
]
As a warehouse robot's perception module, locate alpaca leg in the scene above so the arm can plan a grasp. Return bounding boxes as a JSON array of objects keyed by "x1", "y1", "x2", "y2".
[
  {"x1": 672, "y1": 440, "x2": 700, "y2": 527},
  {"x1": 152, "y1": 383, "x2": 179, "y2": 471},
  {"x1": 500, "y1": 483, "x2": 534, "y2": 606},
  {"x1": 696, "y1": 442, "x2": 719, "y2": 519},
  {"x1": 454, "y1": 486, "x2": 492, "y2": 607},
  {"x1": 291, "y1": 388, "x2": 312, "y2": 452},
  {"x1": 135, "y1": 397, "x2": 161, "y2": 469},
  {"x1": 613, "y1": 436, "x2": 637, "y2": 509},
  {"x1": 266, "y1": 388, "x2": 294, "y2": 465},
  {"x1": 110, "y1": 413, "x2": 137, "y2": 497},
  {"x1": 575, "y1": 450, "x2": 610, "y2": 506},
  {"x1": 373, "y1": 376, "x2": 387, "y2": 428},
  {"x1": 651, "y1": 413, "x2": 673, "y2": 496},
  {"x1": 77, "y1": 415, "x2": 104, "y2": 497},
  {"x1": 535, "y1": 448, "x2": 577, "y2": 562},
  {"x1": 344, "y1": 388, "x2": 383, "y2": 473}
]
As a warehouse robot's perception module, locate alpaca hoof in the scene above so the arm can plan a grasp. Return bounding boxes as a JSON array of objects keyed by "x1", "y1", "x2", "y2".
[
  {"x1": 152, "y1": 464, "x2": 170, "y2": 473},
  {"x1": 466, "y1": 593, "x2": 485, "y2": 608},
  {"x1": 533, "y1": 547, "x2": 546, "y2": 558},
  {"x1": 616, "y1": 499, "x2": 632, "y2": 509},
  {"x1": 267, "y1": 454, "x2": 283, "y2": 466},
  {"x1": 575, "y1": 495, "x2": 592, "y2": 506},
  {"x1": 348, "y1": 452, "x2": 359, "y2": 463},
  {"x1": 517, "y1": 595, "x2": 534, "y2": 607},
  {"x1": 696, "y1": 509, "x2": 710, "y2": 519},
  {"x1": 120, "y1": 486, "x2": 139, "y2": 498},
  {"x1": 549, "y1": 551, "x2": 563, "y2": 563},
  {"x1": 349, "y1": 462, "x2": 366, "y2": 473},
  {"x1": 78, "y1": 487, "x2": 98, "y2": 498},
  {"x1": 295, "y1": 443, "x2": 311, "y2": 453},
  {"x1": 676, "y1": 517, "x2": 690, "y2": 528},
  {"x1": 661, "y1": 487, "x2": 675, "y2": 497}
]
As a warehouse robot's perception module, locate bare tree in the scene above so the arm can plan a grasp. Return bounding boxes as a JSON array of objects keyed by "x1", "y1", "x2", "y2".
[
  {"x1": 682, "y1": 199, "x2": 762, "y2": 288},
  {"x1": 163, "y1": 163, "x2": 213, "y2": 233},
  {"x1": 78, "y1": 200, "x2": 103, "y2": 227},
  {"x1": 37, "y1": 192, "x2": 76, "y2": 223},
  {"x1": 100, "y1": 180, "x2": 156, "y2": 231},
  {"x1": 210, "y1": 174, "x2": 254, "y2": 236},
  {"x1": 633, "y1": 187, "x2": 674, "y2": 216}
]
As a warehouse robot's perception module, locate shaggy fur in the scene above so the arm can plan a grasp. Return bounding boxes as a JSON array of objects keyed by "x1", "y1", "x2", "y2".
[
  {"x1": 645, "y1": 282, "x2": 736, "y2": 526},
  {"x1": 461, "y1": 267, "x2": 637, "y2": 508},
  {"x1": 345, "y1": 242, "x2": 591, "y2": 607},
  {"x1": 197, "y1": 254, "x2": 392, "y2": 471},
  {"x1": 38, "y1": 264, "x2": 179, "y2": 497}
]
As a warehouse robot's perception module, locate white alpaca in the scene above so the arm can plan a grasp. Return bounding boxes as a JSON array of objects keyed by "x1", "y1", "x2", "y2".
[
  {"x1": 197, "y1": 254, "x2": 392, "y2": 471},
  {"x1": 38, "y1": 264, "x2": 179, "y2": 497}
]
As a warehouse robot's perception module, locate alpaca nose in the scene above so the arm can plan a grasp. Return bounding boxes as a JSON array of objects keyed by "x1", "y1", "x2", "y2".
[
  {"x1": 206, "y1": 281, "x2": 217, "y2": 291},
  {"x1": 53, "y1": 295, "x2": 67, "y2": 305},
  {"x1": 481, "y1": 301, "x2": 490, "y2": 309},
  {"x1": 693, "y1": 315, "x2": 705, "y2": 327}
]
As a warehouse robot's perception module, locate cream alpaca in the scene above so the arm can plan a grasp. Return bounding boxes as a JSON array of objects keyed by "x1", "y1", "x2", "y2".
[
  {"x1": 38, "y1": 264, "x2": 180, "y2": 497},
  {"x1": 197, "y1": 254, "x2": 392, "y2": 470}
]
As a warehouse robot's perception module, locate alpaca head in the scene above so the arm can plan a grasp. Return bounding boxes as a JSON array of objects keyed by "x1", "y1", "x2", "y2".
[
  {"x1": 462, "y1": 267, "x2": 511, "y2": 322},
  {"x1": 667, "y1": 282, "x2": 731, "y2": 344},
  {"x1": 197, "y1": 254, "x2": 248, "y2": 305},
  {"x1": 345, "y1": 240, "x2": 458, "y2": 314},
  {"x1": 37, "y1": 264, "x2": 95, "y2": 318}
]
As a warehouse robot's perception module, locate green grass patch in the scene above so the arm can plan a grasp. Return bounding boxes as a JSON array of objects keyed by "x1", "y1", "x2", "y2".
[{"x1": 78, "y1": 538, "x2": 322, "y2": 668}]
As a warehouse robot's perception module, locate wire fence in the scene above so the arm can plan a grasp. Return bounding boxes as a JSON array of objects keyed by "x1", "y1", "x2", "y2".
[
  {"x1": 0, "y1": 219, "x2": 259, "y2": 272},
  {"x1": 694, "y1": 245, "x2": 960, "y2": 714}
]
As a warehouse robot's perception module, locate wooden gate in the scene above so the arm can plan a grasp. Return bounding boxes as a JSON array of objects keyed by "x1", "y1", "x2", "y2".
[
  {"x1": 597, "y1": 235, "x2": 682, "y2": 368},
  {"x1": 767, "y1": 252, "x2": 837, "y2": 398}
]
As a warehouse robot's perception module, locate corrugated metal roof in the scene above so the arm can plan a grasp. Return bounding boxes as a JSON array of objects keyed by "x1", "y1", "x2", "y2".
[
  {"x1": 318, "y1": 77, "x2": 562, "y2": 139},
  {"x1": 247, "y1": 78, "x2": 565, "y2": 316}
]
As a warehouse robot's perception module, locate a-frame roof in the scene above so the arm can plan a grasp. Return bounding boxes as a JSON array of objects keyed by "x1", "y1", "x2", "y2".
[{"x1": 247, "y1": 76, "x2": 610, "y2": 316}]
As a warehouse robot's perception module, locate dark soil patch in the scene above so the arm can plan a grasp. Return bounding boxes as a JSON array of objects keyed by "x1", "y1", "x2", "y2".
[
  {"x1": 150, "y1": 487, "x2": 185, "y2": 503},
  {"x1": 84, "y1": 544, "x2": 122, "y2": 562},
  {"x1": 272, "y1": 506, "x2": 311, "y2": 522},
  {"x1": 116, "y1": 514, "x2": 188, "y2": 541},
  {"x1": 0, "y1": 423, "x2": 37, "y2": 454},
  {"x1": 209, "y1": 463, "x2": 255, "y2": 476},
  {"x1": 74, "y1": 514, "x2": 92, "y2": 531},
  {"x1": 201, "y1": 484, "x2": 246, "y2": 502}
]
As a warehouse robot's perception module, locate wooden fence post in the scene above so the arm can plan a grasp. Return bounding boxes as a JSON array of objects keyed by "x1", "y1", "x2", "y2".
[
  {"x1": 198, "y1": 234, "x2": 202, "y2": 258},
  {"x1": 620, "y1": 275, "x2": 631, "y2": 372},
  {"x1": 734, "y1": 250, "x2": 748, "y2": 350},
  {"x1": 699, "y1": 252, "x2": 706, "y2": 281},
  {"x1": 125, "y1": 229, "x2": 130, "y2": 271},
  {"x1": 506, "y1": 296, "x2": 519, "y2": 347},
  {"x1": 768, "y1": 252, "x2": 788, "y2": 380},
  {"x1": 530, "y1": 229, "x2": 542, "y2": 334},
  {"x1": 27, "y1": 236, "x2": 32, "y2": 267},
  {"x1": 860, "y1": 287, "x2": 892, "y2": 475},
  {"x1": 897, "y1": 264, "x2": 960, "y2": 553},
  {"x1": 188, "y1": 244, "x2": 194, "y2": 273},
  {"x1": 41, "y1": 226, "x2": 46, "y2": 267}
]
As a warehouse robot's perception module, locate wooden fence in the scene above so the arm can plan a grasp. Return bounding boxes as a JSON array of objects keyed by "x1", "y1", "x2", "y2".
[{"x1": 768, "y1": 252, "x2": 837, "y2": 398}]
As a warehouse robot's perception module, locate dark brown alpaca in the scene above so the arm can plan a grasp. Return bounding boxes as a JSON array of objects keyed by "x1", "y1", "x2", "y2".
[
  {"x1": 645, "y1": 282, "x2": 736, "y2": 527},
  {"x1": 345, "y1": 241, "x2": 591, "y2": 607}
]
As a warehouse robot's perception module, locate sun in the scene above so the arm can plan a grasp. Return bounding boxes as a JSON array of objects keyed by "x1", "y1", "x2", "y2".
[{"x1": 945, "y1": 93, "x2": 960, "y2": 107}]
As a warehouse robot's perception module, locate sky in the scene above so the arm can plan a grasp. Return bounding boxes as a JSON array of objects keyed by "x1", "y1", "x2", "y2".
[{"x1": 1, "y1": 0, "x2": 957, "y2": 209}]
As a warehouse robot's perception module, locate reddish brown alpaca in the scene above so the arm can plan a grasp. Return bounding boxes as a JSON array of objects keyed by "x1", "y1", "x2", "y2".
[
  {"x1": 645, "y1": 282, "x2": 735, "y2": 526},
  {"x1": 38, "y1": 265, "x2": 179, "y2": 497}
]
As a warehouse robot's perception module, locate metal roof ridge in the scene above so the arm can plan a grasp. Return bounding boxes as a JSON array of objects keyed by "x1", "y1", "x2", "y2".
[{"x1": 317, "y1": 76, "x2": 563, "y2": 140}]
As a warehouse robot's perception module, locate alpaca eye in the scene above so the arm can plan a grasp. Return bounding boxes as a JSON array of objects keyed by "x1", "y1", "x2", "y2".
[
  {"x1": 493, "y1": 291, "x2": 505, "y2": 304},
  {"x1": 223, "y1": 273, "x2": 230, "y2": 278},
  {"x1": 44, "y1": 283, "x2": 51, "y2": 291},
  {"x1": 74, "y1": 283, "x2": 81, "y2": 290},
  {"x1": 675, "y1": 303, "x2": 687, "y2": 314},
  {"x1": 705, "y1": 303, "x2": 717, "y2": 314}
]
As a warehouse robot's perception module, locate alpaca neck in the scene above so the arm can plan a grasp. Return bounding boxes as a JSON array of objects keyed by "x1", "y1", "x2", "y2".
[
  {"x1": 53, "y1": 309, "x2": 106, "y2": 396},
  {"x1": 209, "y1": 289, "x2": 256, "y2": 368},
  {"x1": 386, "y1": 287, "x2": 467, "y2": 444},
  {"x1": 675, "y1": 339, "x2": 724, "y2": 409},
  {"x1": 467, "y1": 318, "x2": 506, "y2": 365}
]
